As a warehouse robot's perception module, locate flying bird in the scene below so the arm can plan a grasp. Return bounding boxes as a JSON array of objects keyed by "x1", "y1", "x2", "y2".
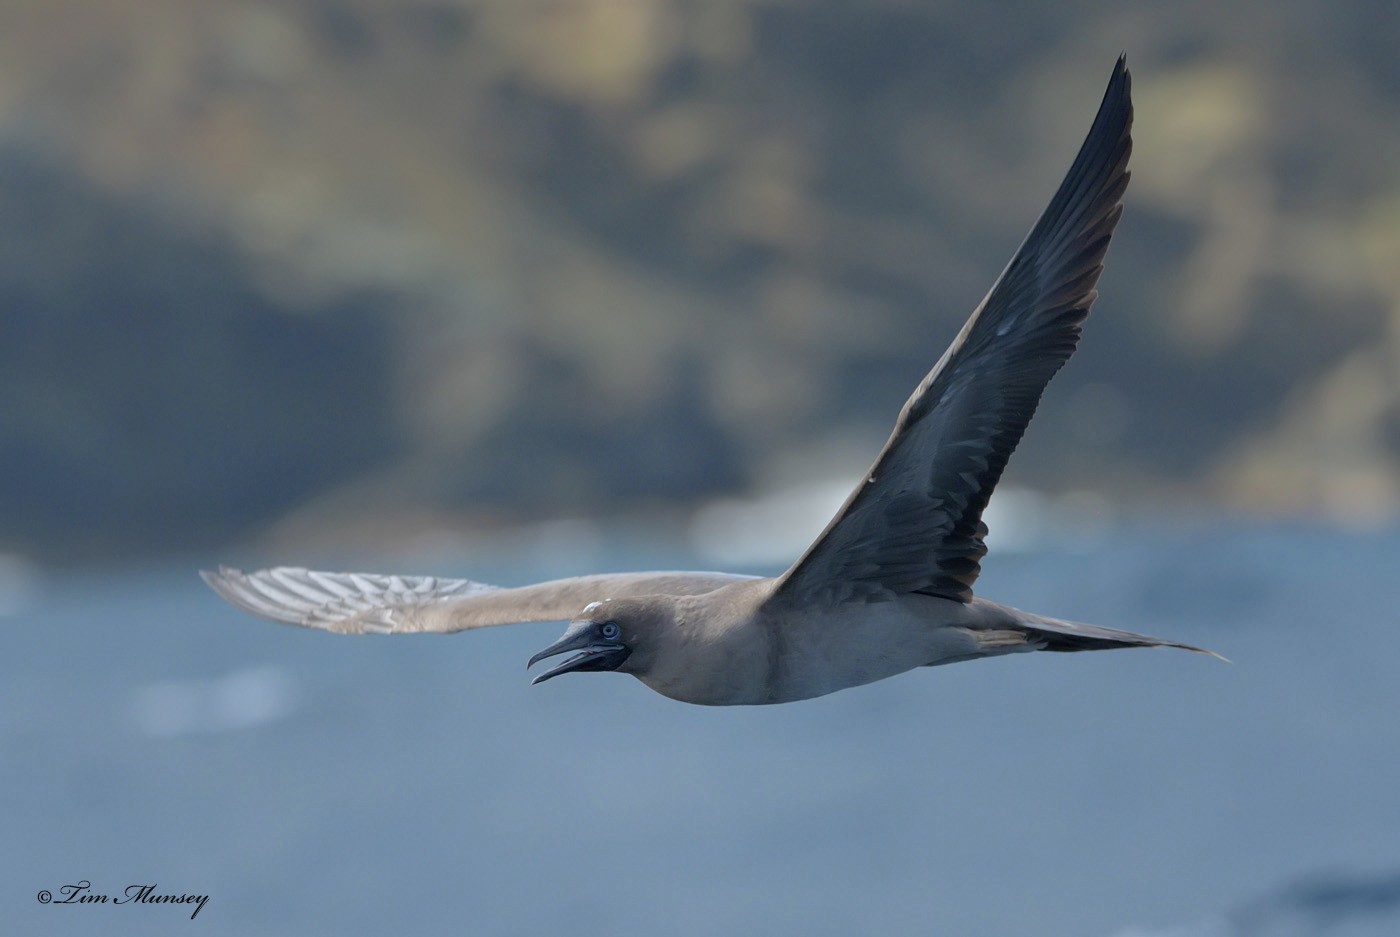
[{"x1": 204, "y1": 57, "x2": 1216, "y2": 706}]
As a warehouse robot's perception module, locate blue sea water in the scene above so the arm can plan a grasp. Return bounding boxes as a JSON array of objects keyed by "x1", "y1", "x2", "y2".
[{"x1": 4, "y1": 523, "x2": 1400, "y2": 936}]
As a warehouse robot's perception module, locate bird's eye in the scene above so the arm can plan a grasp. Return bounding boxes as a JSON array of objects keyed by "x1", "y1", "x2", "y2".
[{"x1": 600, "y1": 621, "x2": 621, "y2": 641}]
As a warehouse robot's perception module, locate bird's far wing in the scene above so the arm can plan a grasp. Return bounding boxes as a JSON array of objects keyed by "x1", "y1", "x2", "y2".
[
  {"x1": 770, "y1": 57, "x2": 1133, "y2": 610},
  {"x1": 202, "y1": 567, "x2": 758, "y2": 635}
]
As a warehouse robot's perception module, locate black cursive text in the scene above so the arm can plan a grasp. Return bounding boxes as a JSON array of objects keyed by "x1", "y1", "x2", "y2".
[{"x1": 42, "y1": 880, "x2": 208, "y2": 919}]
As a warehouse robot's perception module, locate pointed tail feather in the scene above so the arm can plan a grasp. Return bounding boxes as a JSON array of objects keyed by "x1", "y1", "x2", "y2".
[{"x1": 1016, "y1": 611, "x2": 1228, "y2": 661}]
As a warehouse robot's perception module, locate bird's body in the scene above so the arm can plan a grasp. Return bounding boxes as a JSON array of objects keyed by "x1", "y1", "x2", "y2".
[
  {"x1": 636, "y1": 582, "x2": 991, "y2": 706},
  {"x1": 700, "y1": 589, "x2": 998, "y2": 706},
  {"x1": 203, "y1": 57, "x2": 1220, "y2": 706}
]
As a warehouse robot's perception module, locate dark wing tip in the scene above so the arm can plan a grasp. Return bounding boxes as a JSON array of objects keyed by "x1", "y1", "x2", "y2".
[
  {"x1": 1100, "y1": 55, "x2": 1133, "y2": 146},
  {"x1": 1110, "y1": 53, "x2": 1130, "y2": 99},
  {"x1": 1022, "y1": 56, "x2": 1133, "y2": 298},
  {"x1": 1075, "y1": 54, "x2": 1133, "y2": 167}
]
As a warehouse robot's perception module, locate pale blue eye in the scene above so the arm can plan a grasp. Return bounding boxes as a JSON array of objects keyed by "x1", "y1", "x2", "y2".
[{"x1": 600, "y1": 622, "x2": 621, "y2": 641}]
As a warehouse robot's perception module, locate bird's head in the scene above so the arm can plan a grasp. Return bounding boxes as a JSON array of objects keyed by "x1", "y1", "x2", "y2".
[{"x1": 527, "y1": 597, "x2": 668, "y2": 685}]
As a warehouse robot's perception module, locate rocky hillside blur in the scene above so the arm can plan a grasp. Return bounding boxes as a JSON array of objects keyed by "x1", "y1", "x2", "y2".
[{"x1": 3, "y1": 0, "x2": 1399, "y2": 561}]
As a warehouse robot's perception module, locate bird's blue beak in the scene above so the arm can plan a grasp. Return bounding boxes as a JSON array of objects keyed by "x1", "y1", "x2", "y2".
[{"x1": 527, "y1": 619, "x2": 631, "y2": 684}]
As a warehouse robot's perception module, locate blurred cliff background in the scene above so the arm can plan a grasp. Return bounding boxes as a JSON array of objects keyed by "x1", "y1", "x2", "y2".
[
  {"x1": 8, "y1": 7, "x2": 1400, "y2": 937},
  {"x1": 2, "y1": 0, "x2": 1399, "y2": 564}
]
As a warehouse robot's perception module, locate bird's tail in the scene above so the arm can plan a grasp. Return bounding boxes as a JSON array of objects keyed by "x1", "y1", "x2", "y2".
[{"x1": 1012, "y1": 609, "x2": 1228, "y2": 661}]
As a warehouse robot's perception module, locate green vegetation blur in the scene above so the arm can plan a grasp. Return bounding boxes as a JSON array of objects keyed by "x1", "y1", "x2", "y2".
[{"x1": 2, "y1": 0, "x2": 1397, "y2": 562}]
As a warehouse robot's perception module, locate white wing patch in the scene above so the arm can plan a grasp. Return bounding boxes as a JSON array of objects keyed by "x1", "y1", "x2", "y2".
[{"x1": 200, "y1": 567, "x2": 496, "y2": 634}]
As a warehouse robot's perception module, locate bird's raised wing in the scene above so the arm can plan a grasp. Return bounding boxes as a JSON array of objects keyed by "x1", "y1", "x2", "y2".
[
  {"x1": 202, "y1": 567, "x2": 758, "y2": 634},
  {"x1": 771, "y1": 57, "x2": 1133, "y2": 609}
]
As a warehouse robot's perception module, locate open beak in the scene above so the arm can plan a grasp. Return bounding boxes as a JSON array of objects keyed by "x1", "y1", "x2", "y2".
[{"x1": 527, "y1": 619, "x2": 631, "y2": 685}]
